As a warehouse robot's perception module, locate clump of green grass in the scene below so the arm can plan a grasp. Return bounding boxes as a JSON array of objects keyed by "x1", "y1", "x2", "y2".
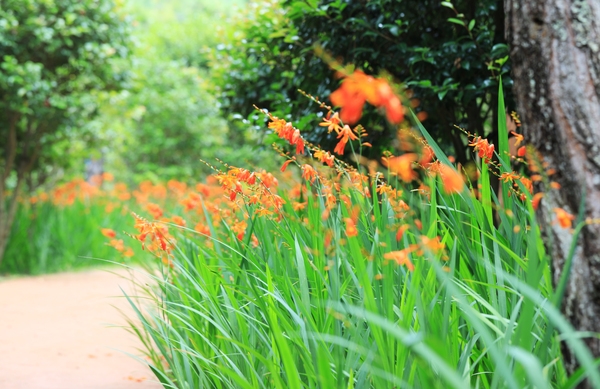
[
  {"x1": 2, "y1": 179, "x2": 145, "y2": 274},
  {"x1": 124, "y1": 80, "x2": 600, "y2": 388}
]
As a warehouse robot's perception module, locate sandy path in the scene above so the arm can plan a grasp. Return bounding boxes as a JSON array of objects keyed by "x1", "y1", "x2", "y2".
[{"x1": 0, "y1": 268, "x2": 164, "y2": 389}]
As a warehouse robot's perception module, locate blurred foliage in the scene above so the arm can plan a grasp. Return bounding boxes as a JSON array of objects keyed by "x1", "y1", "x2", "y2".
[
  {"x1": 131, "y1": 0, "x2": 227, "y2": 68},
  {"x1": 94, "y1": 60, "x2": 232, "y2": 181},
  {"x1": 0, "y1": 0, "x2": 131, "y2": 189},
  {"x1": 88, "y1": 0, "x2": 266, "y2": 183},
  {"x1": 0, "y1": 0, "x2": 131, "y2": 264},
  {"x1": 211, "y1": 0, "x2": 513, "y2": 163}
]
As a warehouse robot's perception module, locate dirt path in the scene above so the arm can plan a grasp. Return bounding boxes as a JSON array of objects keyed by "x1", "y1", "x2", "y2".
[{"x1": 0, "y1": 267, "x2": 164, "y2": 389}]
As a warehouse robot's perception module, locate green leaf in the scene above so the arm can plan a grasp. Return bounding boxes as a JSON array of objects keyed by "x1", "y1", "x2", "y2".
[
  {"x1": 447, "y1": 18, "x2": 466, "y2": 26},
  {"x1": 468, "y1": 19, "x2": 475, "y2": 31}
]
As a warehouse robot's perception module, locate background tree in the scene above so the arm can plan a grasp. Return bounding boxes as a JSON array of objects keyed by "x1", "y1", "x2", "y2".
[
  {"x1": 90, "y1": 0, "x2": 263, "y2": 182},
  {"x1": 0, "y1": 0, "x2": 130, "y2": 265},
  {"x1": 211, "y1": 0, "x2": 511, "y2": 162},
  {"x1": 505, "y1": 0, "x2": 600, "y2": 380}
]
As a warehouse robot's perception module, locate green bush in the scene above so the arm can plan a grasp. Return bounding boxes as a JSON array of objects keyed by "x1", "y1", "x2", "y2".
[
  {"x1": 0, "y1": 178, "x2": 142, "y2": 274},
  {"x1": 211, "y1": 0, "x2": 512, "y2": 163},
  {"x1": 87, "y1": 0, "x2": 271, "y2": 182},
  {"x1": 0, "y1": 0, "x2": 131, "y2": 264}
]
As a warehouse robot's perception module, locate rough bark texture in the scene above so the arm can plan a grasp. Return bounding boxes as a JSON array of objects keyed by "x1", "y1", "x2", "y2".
[{"x1": 505, "y1": 0, "x2": 600, "y2": 380}]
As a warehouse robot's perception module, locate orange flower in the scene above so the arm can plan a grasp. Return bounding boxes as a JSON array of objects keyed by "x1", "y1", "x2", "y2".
[
  {"x1": 333, "y1": 126, "x2": 358, "y2": 156},
  {"x1": 194, "y1": 222, "x2": 211, "y2": 237},
  {"x1": 381, "y1": 89, "x2": 404, "y2": 124},
  {"x1": 118, "y1": 192, "x2": 131, "y2": 201},
  {"x1": 280, "y1": 159, "x2": 294, "y2": 172},
  {"x1": 101, "y1": 228, "x2": 116, "y2": 239},
  {"x1": 232, "y1": 219, "x2": 247, "y2": 241},
  {"x1": 396, "y1": 224, "x2": 409, "y2": 241},
  {"x1": 469, "y1": 136, "x2": 495, "y2": 162},
  {"x1": 338, "y1": 124, "x2": 358, "y2": 142},
  {"x1": 146, "y1": 203, "x2": 163, "y2": 219},
  {"x1": 414, "y1": 219, "x2": 423, "y2": 230},
  {"x1": 345, "y1": 218, "x2": 358, "y2": 237},
  {"x1": 133, "y1": 213, "x2": 173, "y2": 254},
  {"x1": 510, "y1": 131, "x2": 524, "y2": 147},
  {"x1": 109, "y1": 239, "x2": 125, "y2": 252},
  {"x1": 420, "y1": 236, "x2": 445, "y2": 253},
  {"x1": 437, "y1": 164, "x2": 464, "y2": 194},
  {"x1": 314, "y1": 150, "x2": 335, "y2": 167},
  {"x1": 383, "y1": 249, "x2": 415, "y2": 271},
  {"x1": 520, "y1": 177, "x2": 533, "y2": 194},
  {"x1": 532, "y1": 192, "x2": 544, "y2": 210},
  {"x1": 382, "y1": 153, "x2": 418, "y2": 182},
  {"x1": 554, "y1": 207, "x2": 575, "y2": 229},
  {"x1": 167, "y1": 180, "x2": 187, "y2": 194},
  {"x1": 292, "y1": 202, "x2": 307, "y2": 211},
  {"x1": 330, "y1": 74, "x2": 368, "y2": 124},
  {"x1": 420, "y1": 146, "x2": 435, "y2": 165},
  {"x1": 301, "y1": 164, "x2": 318, "y2": 183},
  {"x1": 171, "y1": 215, "x2": 186, "y2": 227},
  {"x1": 319, "y1": 112, "x2": 343, "y2": 134},
  {"x1": 500, "y1": 172, "x2": 520, "y2": 183},
  {"x1": 334, "y1": 137, "x2": 348, "y2": 155},
  {"x1": 330, "y1": 70, "x2": 404, "y2": 125},
  {"x1": 268, "y1": 117, "x2": 305, "y2": 155}
]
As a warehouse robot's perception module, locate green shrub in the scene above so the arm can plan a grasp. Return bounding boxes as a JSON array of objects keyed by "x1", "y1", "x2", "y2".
[{"x1": 211, "y1": 0, "x2": 512, "y2": 164}]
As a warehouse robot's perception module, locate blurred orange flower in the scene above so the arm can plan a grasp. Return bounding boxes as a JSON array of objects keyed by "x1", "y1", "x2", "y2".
[
  {"x1": 194, "y1": 222, "x2": 211, "y2": 237},
  {"x1": 532, "y1": 193, "x2": 544, "y2": 210},
  {"x1": 437, "y1": 164, "x2": 464, "y2": 194},
  {"x1": 101, "y1": 228, "x2": 116, "y2": 239},
  {"x1": 330, "y1": 70, "x2": 404, "y2": 125},
  {"x1": 146, "y1": 203, "x2": 163, "y2": 219},
  {"x1": 319, "y1": 112, "x2": 342, "y2": 134},
  {"x1": 383, "y1": 249, "x2": 415, "y2": 271},
  {"x1": 554, "y1": 208, "x2": 575, "y2": 229},
  {"x1": 469, "y1": 137, "x2": 494, "y2": 162},
  {"x1": 171, "y1": 215, "x2": 186, "y2": 227},
  {"x1": 382, "y1": 154, "x2": 418, "y2": 182},
  {"x1": 268, "y1": 117, "x2": 305, "y2": 155},
  {"x1": 345, "y1": 218, "x2": 358, "y2": 237},
  {"x1": 301, "y1": 164, "x2": 318, "y2": 183},
  {"x1": 333, "y1": 125, "x2": 359, "y2": 155}
]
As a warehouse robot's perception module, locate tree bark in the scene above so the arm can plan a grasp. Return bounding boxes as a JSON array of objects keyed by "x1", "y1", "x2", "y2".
[
  {"x1": 505, "y1": 0, "x2": 600, "y2": 381},
  {"x1": 0, "y1": 113, "x2": 43, "y2": 267}
]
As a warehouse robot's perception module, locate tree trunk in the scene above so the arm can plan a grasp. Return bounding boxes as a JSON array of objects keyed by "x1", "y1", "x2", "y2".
[
  {"x1": 505, "y1": 0, "x2": 600, "y2": 381},
  {"x1": 0, "y1": 112, "x2": 41, "y2": 268},
  {"x1": 0, "y1": 173, "x2": 24, "y2": 268}
]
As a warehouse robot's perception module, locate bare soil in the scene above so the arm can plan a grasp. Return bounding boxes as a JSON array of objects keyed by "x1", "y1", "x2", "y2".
[{"x1": 0, "y1": 267, "x2": 164, "y2": 389}]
